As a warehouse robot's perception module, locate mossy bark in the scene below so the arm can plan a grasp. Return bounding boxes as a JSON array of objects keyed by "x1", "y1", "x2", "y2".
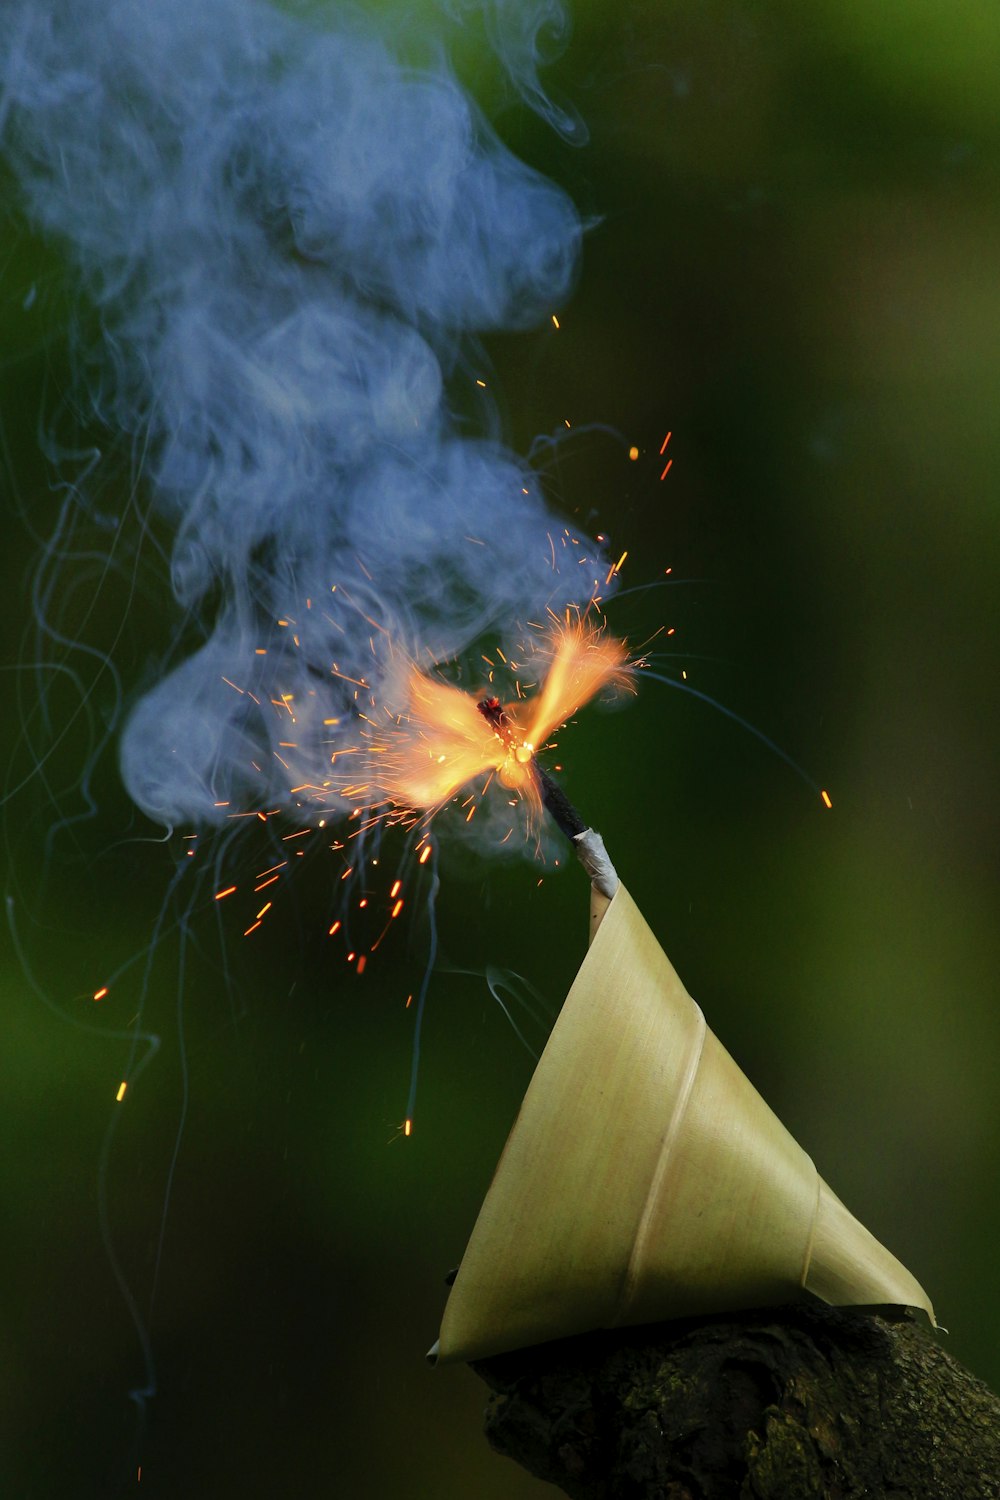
[{"x1": 474, "y1": 1303, "x2": 1000, "y2": 1499}]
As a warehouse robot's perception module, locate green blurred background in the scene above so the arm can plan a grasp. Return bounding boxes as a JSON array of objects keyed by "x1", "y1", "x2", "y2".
[{"x1": 2, "y1": 1, "x2": 998, "y2": 1495}]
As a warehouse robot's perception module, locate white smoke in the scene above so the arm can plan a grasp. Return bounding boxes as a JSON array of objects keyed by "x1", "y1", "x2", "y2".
[{"x1": 1, "y1": 0, "x2": 608, "y2": 830}]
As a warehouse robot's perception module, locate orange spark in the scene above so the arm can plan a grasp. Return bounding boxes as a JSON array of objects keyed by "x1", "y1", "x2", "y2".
[
  {"x1": 329, "y1": 920, "x2": 341, "y2": 936},
  {"x1": 92, "y1": 986, "x2": 108, "y2": 1002},
  {"x1": 391, "y1": 899, "x2": 404, "y2": 919},
  {"x1": 214, "y1": 886, "x2": 237, "y2": 901},
  {"x1": 604, "y1": 550, "x2": 628, "y2": 585},
  {"x1": 419, "y1": 845, "x2": 433, "y2": 864},
  {"x1": 660, "y1": 431, "x2": 672, "y2": 454},
  {"x1": 389, "y1": 879, "x2": 401, "y2": 898},
  {"x1": 349, "y1": 620, "x2": 627, "y2": 822},
  {"x1": 116, "y1": 1081, "x2": 127, "y2": 1102},
  {"x1": 821, "y1": 789, "x2": 833, "y2": 809}
]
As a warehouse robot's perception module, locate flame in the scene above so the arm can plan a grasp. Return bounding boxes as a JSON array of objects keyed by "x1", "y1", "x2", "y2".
[{"x1": 361, "y1": 619, "x2": 627, "y2": 817}]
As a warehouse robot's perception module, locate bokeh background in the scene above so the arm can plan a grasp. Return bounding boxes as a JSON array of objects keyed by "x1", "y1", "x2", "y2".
[{"x1": 2, "y1": 1, "x2": 998, "y2": 1496}]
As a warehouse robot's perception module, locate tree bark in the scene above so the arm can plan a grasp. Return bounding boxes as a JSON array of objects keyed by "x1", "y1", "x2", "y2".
[{"x1": 474, "y1": 1303, "x2": 1000, "y2": 1499}]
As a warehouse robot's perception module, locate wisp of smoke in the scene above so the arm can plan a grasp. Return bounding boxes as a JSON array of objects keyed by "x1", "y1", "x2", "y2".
[{"x1": 1, "y1": 0, "x2": 609, "y2": 841}]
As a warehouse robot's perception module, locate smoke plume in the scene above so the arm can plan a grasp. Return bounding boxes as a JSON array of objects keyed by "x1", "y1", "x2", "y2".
[{"x1": 1, "y1": 0, "x2": 608, "y2": 832}]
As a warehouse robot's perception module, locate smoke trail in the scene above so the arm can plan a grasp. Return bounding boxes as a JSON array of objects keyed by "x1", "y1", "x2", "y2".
[{"x1": 1, "y1": 0, "x2": 607, "y2": 836}]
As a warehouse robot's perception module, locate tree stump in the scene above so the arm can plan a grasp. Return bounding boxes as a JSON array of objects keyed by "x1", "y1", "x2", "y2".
[{"x1": 475, "y1": 1303, "x2": 1000, "y2": 1499}]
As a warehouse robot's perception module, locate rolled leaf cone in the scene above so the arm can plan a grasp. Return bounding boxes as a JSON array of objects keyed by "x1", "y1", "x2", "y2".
[{"x1": 432, "y1": 883, "x2": 934, "y2": 1364}]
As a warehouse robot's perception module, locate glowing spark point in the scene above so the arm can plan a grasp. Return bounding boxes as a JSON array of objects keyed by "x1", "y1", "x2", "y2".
[
  {"x1": 660, "y1": 430, "x2": 672, "y2": 454},
  {"x1": 404, "y1": 1118, "x2": 412, "y2": 1137},
  {"x1": 551, "y1": 314, "x2": 560, "y2": 329},
  {"x1": 391, "y1": 899, "x2": 404, "y2": 919},
  {"x1": 329, "y1": 920, "x2": 341, "y2": 936},
  {"x1": 215, "y1": 886, "x2": 237, "y2": 900},
  {"x1": 357, "y1": 956, "x2": 367, "y2": 975},
  {"x1": 419, "y1": 845, "x2": 432, "y2": 865},
  {"x1": 660, "y1": 459, "x2": 672, "y2": 480},
  {"x1": 475, "y1": 378, "x2": 486, "y2": 388},
  {"x1": 92, "y1": 986, "x2": 108, "y2": 1002},
  {"x1": 628, "y1": 445, "x2": 639, "y2": 461},
  {"x1": 116, "y1": 1082, "x2": 127, "y2": 1102},
  {"x1": 821, "y1": 789, "x2": 833, "y2": 809},
  {"x1": 349, "y1": 620, "x2": 626, "y2": 826},
  {"x1": 389, "y1": 879, "x2": 402, "y2": 898}
]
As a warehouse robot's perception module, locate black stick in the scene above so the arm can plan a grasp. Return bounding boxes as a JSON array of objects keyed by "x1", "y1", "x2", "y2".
[
  {"x1": 476, "y1": 697, "x2": 587, "y2": 842},
  {"x1": 531, "y1": 762, "x2": 587, "y2": 841}
]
